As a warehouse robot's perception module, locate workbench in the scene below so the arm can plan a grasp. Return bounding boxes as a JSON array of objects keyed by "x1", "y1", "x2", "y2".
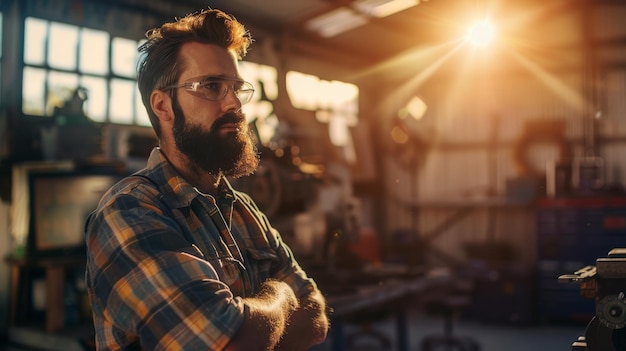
[{"x1": 321, "y1": 268, "x2": 452, "y2": 351}]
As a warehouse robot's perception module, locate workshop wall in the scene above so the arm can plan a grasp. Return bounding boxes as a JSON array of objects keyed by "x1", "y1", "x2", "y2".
[
  {"x1": 362, "y1": 1, "x2": 626, "y2": 268},
  {"x1": 372, "y1": 63, "x2": 626, "y2": 269}
]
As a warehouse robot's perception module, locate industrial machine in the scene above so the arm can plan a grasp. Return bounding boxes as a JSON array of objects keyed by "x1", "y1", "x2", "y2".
[{"x1": 559, "y1": 248, "x2": 626, "y2": 350}]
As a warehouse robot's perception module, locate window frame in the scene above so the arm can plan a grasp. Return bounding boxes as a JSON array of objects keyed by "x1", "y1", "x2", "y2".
[{"x1": 21, "y1": 16, "x2": 147, "y2": 126}]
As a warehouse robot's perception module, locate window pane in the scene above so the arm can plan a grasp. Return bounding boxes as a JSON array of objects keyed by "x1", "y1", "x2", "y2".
[
  {"x1": 22, "y1": 67, "x2": 47, "y2": 115},
  {"x1": 48, "y1": 22, "x2": 78, "y2": 70},
  {"x1": 286, "y1": 71, "x2": 320, "y2": 110},
  {"x1": 240, "y1": 61, "x2": 278, "y2": 100},
  {"x1": 80, "y1": 76, "x2": 108, "y2": 122},
  {"x1": 22, "y1": 18, "x2": 146, "y2": 127},
  {"x1": 286, "y1": 70, "x2": 359, "y2": 113},
  {"x1": 239, "y1": 62, "x2": 278, "y2": 126},
  {"x1": 48, "y1": 71, "x2": 79, "y2": 115},
  {"x1": 112, "y1": 37, "x2": 138, "y2": 78},
  {"x1": 24, "y1": 17, "x2": 48, "y2": 65},
  {"x1": 80, "y1": 28, "x2": 110, "y2": 75},
  {"x1": 109, "y1": 79, "x2": 135, "y2": 124},
  {"x1": 135, "y1": 86, "x2": 150, "y2": 126}
]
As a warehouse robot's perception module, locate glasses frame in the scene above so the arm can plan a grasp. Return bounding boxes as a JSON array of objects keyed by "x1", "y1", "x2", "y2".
[{"x1": 161, "y1": 75, "x2": 255, "y2": 105}]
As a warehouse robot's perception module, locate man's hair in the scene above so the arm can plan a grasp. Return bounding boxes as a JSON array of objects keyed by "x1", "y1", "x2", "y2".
[{"x1": 136, "y1": 8, "x2": 252, "y2": 138}]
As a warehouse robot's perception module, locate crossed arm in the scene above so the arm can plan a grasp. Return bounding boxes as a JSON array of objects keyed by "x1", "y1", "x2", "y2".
[{"x1": 225, "y1": 280, "x2": 329, "y2": 351}]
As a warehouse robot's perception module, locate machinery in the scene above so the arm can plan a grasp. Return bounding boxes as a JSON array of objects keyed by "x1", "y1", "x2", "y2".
[{"x1": 559, "y1": 248, "x2": 626, "y2": 350}]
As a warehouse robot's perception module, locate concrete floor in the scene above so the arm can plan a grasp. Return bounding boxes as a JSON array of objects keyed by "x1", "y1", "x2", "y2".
[
  {"x1": 0, "y1": 309, "x2": 588, "y2": 351},
  {"x1": 312, "y1": 308, "x2": 587, "y2": 351}
]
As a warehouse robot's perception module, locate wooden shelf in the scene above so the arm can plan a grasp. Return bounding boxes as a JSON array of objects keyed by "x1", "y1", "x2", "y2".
[{"x1": 5, "y1": 254, "x2": 87, "y2": 334}]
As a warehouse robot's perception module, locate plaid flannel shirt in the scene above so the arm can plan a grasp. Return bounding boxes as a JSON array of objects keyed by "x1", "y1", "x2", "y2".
[{"x1": 85, "y1": 148, "x2": 316, "y2": 350}]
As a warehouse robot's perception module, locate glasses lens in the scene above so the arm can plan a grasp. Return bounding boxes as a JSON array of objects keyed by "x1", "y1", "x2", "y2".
[
  {"x1": 236, "y1": 82, "x2": 255, "y2": 105},
  {"x1": 196, "y1": 80, "x2": 226, "y2": 100},
  {"x1": 187, "y1": 78, "x2": 254, "y2": 104}
]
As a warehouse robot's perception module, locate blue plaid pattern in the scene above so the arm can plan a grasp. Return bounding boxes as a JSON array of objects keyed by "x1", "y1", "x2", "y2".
[{"x1": 85, "y1": 148, "x2": 316, "y2": 350}]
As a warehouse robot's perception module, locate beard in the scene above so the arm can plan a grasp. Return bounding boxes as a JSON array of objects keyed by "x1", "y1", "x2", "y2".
[{"x1": 171, "y1": 97, "x2": 259, "y2": 178}]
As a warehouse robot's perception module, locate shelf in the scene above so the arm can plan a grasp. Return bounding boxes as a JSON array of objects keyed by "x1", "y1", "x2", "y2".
[{"x1": 5, "y1": 255, "x2": 87, "y2": 334}]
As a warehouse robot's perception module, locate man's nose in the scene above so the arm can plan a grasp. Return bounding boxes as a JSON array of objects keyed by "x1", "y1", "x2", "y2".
[{"x1": 221, "y1": 86, "x2": 242, "y2": 112}]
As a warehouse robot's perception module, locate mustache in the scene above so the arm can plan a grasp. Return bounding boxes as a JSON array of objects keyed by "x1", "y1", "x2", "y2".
[{"x1": 211, "y1": 111, "x2": 246, "y2": 132}]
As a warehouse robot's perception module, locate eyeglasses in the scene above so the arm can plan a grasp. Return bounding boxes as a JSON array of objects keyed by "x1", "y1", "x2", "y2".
[{"x1": 161, "y1": 76, "x2": 255, "y2": 105}]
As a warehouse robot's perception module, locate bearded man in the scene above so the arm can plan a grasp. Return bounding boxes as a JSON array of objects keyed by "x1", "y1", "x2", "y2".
[{"x1": 84, "y1": 8, "x2": 329, "y2": 351}]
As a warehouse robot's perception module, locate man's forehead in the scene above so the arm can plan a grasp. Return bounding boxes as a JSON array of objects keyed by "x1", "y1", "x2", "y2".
[{"x1": 178, "y1": 42, "x2": 240, "y2": 80}]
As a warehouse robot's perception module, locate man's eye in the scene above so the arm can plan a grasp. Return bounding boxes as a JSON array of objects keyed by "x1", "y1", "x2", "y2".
[{"x1": 201, "y1": 81, "x2": 222, "y2": 91}]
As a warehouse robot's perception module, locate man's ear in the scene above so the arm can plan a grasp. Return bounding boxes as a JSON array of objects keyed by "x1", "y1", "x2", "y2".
[{"x1": 150, "y1": 90, "x2": 173, "y2": 122}]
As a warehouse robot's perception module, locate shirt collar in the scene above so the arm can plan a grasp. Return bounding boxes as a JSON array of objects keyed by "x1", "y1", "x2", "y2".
[{"x1": 144, "y1": 147, "x2": 236, "y2": 208}]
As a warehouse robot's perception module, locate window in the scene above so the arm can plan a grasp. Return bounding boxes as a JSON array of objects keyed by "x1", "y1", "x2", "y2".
[
  {"x1": 22, "y1": 17, "x2": 148, "y2": 126},
  {"x1": 286, "y1": 71, "x2": 359, "y2": 151},
  {"x1": 240, "y1": 61, "x2": 280, "y2": 146},
  {"x1": 286, "y1": 71, "x2": 359, "y2": 115}
]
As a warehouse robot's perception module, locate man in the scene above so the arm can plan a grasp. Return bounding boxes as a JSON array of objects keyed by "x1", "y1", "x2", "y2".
[{"x1": 85, "y1": 8, "x2": 329, "y2": 350}]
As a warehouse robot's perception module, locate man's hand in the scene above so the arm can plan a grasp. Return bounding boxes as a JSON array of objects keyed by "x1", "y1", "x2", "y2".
[
  {"x1": 275, "y1": 288, "x2": 329, "y2": 351},
  {"x1": 224, "y1": 280, "x2": 299, "y2": 351}
]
